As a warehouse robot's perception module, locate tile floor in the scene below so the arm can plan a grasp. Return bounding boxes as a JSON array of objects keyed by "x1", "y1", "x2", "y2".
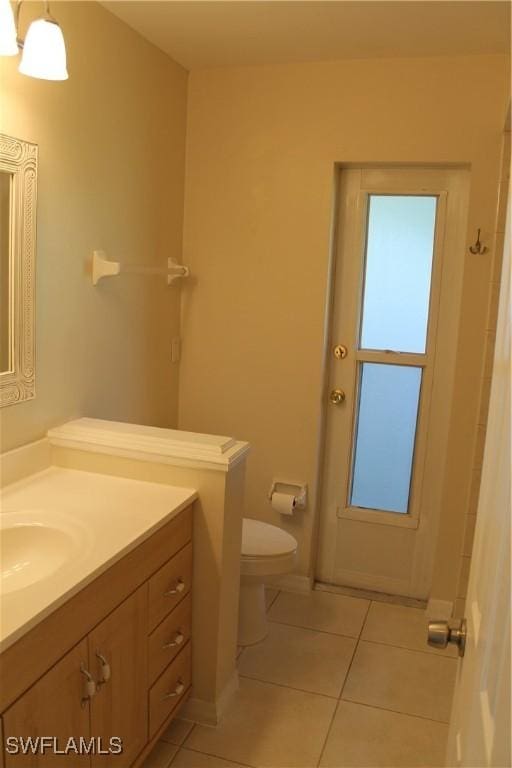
[{"x1": 144, "y1": 588, "x2": 457, "y2": 768}]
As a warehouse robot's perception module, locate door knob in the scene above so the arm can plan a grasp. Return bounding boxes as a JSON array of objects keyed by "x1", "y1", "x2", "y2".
[
  {"x1": 330, "y1": 389, "x2": 346, "y2": 405},
  {"x1": 427, "y1": 618, "x2": 467, "y2": 657}
]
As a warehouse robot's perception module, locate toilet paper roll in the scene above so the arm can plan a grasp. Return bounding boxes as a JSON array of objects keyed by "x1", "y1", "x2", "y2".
[{"x1": 271, "y1": 491, "x2": 296, "y2": 516}]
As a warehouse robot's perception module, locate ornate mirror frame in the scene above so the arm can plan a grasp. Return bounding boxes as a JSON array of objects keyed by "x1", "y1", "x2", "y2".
[{"x1": 0, "y1": 134, "x2": 38, "y2": 407}]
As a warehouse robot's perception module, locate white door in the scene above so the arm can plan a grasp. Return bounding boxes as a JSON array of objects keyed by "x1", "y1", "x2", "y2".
[
  {"x1": 446, "y1": 193, "x2": 511, "y2": 767},
  {"x1": 317, "y1": 167, "x2": 469, "y2": 598}
]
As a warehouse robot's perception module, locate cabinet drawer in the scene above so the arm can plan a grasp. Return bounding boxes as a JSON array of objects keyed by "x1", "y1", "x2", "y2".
[
  {"x1": 149, "y1": 594, "x2": 192, "y2": 685},
  {"x1": 149, "y1": 643, "x2": 191, "y2": 737},
  {"x1": 148, "y1": 543, "x2": 192, "y2": 632}
]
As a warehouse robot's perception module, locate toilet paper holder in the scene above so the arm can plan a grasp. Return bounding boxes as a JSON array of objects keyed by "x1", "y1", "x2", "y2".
[{"x1": 268, "y1": 480, "x2": 307, "y2": 509}]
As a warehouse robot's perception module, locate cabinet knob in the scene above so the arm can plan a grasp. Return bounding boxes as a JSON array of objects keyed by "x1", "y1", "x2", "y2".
[
  {"x1": 163, "y1": 631, "x2": 185, "y2": 649},
  {"x1": 164, "y1": 578, "x2": 185, "y2": 597},
  {"x1": 162, "y1": 679, "x2": 185, "y2": 700},
  {"x1": 80, "y1": 663, "x2": 96, "y2": 707},
  {"x1": 95, "y1": 650, "x2": 111, "y2": 686}
]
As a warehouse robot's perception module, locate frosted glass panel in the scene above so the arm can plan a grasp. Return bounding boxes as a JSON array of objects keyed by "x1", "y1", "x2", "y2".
[
  {"x1": 350, "y1": 363, "x2": 422, "y2": 514},
  {"x1": 360, "y1": 195, "x2": 437, "y2": 353}
]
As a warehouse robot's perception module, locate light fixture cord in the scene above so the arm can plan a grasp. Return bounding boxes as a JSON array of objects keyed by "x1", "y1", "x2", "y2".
[
  {"x1": 14, "y1": 1, "x2": 23, "y2": 47},
  {"x1": 15, "y1": 1, "x2": 53, "y2": 26},
  {"x1": 14, "y1": 0, "x2": 22, "y2": 28}
]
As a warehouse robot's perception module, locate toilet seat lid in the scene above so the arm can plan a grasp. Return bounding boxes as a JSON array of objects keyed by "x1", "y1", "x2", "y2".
[{"x1": 242, "y1": 518, "x2": 298, "y2": 558}]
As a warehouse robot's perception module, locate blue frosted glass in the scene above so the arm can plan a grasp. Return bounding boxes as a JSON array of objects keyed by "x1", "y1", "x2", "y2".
[
  {"x1": 350, "y1": 363, "x2": 422, "y2": 514},
  {"x1": 360, "y1": 195, "x2": 437, "y2": 354}
]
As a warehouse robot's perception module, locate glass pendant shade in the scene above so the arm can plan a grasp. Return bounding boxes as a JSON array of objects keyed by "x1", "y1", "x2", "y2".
[
  {"x1": 19, "y1": 17, "x2": 68, "y2": 80},
  {"x1": 0, "y1": 0, "x2": 18, "y2": 56}
]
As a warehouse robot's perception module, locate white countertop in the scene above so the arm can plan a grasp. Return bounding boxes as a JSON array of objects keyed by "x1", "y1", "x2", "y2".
[{"x1": 0, "y1": 467, "x2": 197, "y2": 652}]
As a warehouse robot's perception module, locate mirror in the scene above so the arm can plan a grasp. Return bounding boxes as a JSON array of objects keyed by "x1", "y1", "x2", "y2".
[{"x1": 0, "y1": 134, "x2": 38, "y2": 407}]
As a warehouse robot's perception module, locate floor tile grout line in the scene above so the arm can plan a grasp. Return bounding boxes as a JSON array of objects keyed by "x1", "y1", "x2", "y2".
[
  {"x1": 339, "y1": 602, "x2": 454, "y2": 726},
  {"x1": 339, "y1": 694, "x2": 451, "y2": 725},
  {"x1": 265, "y1": 589, "x2": 281, "y2": 611},
  {"x1": 266, "y1": 617, "x2": 365, "y2": 641},
  {"x1": 265, "y1": 617, "x2": 456, "y2": 659},
  {"x1": 171, "y1": 742, "x2": 257, "y2": 768},
  {"x1": 167, "y1": 744, "x2": 179, "y2": 768},
  {"x1": 180, "y1": 722, "x2": 197, "y2": 751},
  {"x1": 315, "y1": 697, "x2": 342, "y2": 768},
  {"x1": 356, "y1": 598, "x2": 373, "y2": 641},
  {"x1": 359, "y1": 636, "x2": 459, "y2": 659},
  {"x1": 238, "y1": 673, "x2": 339, "y2": 701},
  {"x1": 337, "y1": 606, "x2": 366, "y2": 702},
  {"x1": 336, "y1": 696, "x2": 453, "y2": 726},
  {"x1": 314, "y1": 698, "x2": 450, "y2": 768},
  {"x1": 160, "y1": 722, "x2": 196, "y2": 747},
  {"x1": 315, "y1": 611, "x2": 368, "y2": 768}
]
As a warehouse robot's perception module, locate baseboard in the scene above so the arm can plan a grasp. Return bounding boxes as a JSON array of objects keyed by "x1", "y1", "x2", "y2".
[
  {"x1": 331, "y1": 568, "x2": 412, "y2": 598},
  {"x1": 267, "y1": 573, "x2": 313, "y2": 594},
  {"x1": 181, "y1": 670, "x2": 239, "y2": 726},
  {"x1": 315, "y1": 581, "x2": 427, "y2": 609},
  {"x1": 426, "y1": 598, "x2": 454, "y2": 619}
]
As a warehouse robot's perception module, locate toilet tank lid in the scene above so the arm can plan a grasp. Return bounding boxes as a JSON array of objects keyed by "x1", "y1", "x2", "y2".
[{"x1": 242, "y1": 518, "x2": 298, "y2": 557}]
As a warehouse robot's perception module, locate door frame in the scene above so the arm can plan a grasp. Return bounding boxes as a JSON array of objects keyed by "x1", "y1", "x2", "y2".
[{"x1": 313, "y1": 164, "x2": 471, "y2": 598}]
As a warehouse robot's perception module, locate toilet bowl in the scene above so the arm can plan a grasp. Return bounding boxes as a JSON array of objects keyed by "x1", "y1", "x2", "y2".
[{"x1": 238, "y1": 518, "x2": 297, "y2": 646}]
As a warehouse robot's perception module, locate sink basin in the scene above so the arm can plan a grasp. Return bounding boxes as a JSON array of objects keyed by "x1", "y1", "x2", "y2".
[
  {"x1": 1, "y1": 524, "x2": 76, "y2": 594},
  {"x1": 0, "y1": 510, "x2": 89, "y2": 595}
]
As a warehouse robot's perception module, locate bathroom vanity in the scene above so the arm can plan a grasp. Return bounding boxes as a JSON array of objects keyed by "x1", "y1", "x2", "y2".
[
  {"x1": 1, "y1": 417, "x2": 249, "y2": 756},
  {"x1": 0, "y1": 468, "x2": 197, "y2": 766}
]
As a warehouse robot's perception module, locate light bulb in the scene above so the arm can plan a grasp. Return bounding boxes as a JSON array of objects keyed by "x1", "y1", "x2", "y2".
[
  {"x1": 19, "y1": 17, "x2": 68, "y2": 81},
  {"x1": 0, "y1": 0, "x2": 18, "y2": 56}
]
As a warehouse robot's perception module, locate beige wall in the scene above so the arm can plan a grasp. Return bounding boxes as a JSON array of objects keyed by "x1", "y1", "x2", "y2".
[
  {"x1": 179, "y1": 55, "x2": 510, "y2": 599},
  {"x1": 0, "y1": 2, "x2": 187, "y2": 452}
]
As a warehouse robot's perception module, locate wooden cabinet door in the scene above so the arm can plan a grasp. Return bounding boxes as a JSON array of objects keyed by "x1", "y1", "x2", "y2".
[
  {"x1": 88, "y1": 586, "x2": 147, "y2": 768},
  {"x1": 2, "y1": 639, "x2": 91, "y2": 767}
]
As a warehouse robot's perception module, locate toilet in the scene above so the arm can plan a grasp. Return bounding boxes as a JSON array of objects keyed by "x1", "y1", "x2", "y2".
[{"x1": 238, "y1": 518, "x2": 298, "y2": 646}]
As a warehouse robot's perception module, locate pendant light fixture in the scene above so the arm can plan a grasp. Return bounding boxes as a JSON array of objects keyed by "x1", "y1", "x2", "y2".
[{"x1": 0, "y1": 0, "x2": 68, "y2": 81}]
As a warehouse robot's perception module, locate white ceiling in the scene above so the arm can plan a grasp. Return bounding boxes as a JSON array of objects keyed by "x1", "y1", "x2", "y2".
[{"x1": 101, "y1": 1, "x2": 510, "y2": 71}]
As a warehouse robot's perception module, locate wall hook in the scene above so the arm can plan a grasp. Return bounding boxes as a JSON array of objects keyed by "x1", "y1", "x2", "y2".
[{"x1": 469, "y1": 229, "x2": 488, "y2": 255}]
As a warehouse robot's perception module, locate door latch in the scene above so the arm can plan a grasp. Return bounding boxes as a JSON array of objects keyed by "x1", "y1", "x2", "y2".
[{"x1": 333, "y1": 344, "x2": 348, "y2": 359}]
